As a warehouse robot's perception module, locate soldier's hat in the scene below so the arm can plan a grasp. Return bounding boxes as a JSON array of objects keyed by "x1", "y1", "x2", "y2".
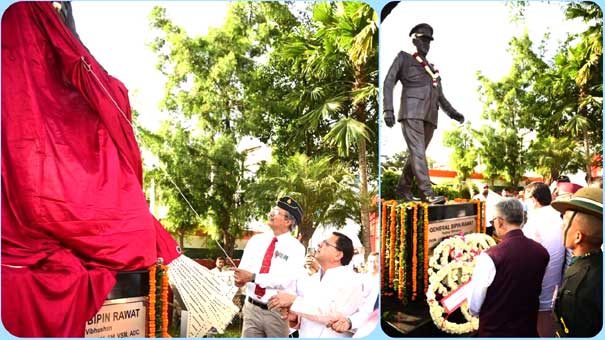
[
  {"x1": 409, "y1": 23, "x2": 434, "y2": 41},
  {"x1": 277, "y1": 196, "x2": 303, "y2": 226},
  {"x1": 552, "y1": 187, "x2": 603, "y2": 218}
]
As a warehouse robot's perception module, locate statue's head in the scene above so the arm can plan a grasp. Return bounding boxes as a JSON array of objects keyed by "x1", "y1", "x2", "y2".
[{"x1": 409, "y1": 23, "x2": 433, "y2": 57}]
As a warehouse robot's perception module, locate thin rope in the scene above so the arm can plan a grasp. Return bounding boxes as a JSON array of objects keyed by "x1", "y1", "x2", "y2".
[
  {"x1": 81, "y1": 55, "x2": 236, "y2": 267},
  {"x1": 163, "y1": 173, "x2": 236, "y2": 267}
]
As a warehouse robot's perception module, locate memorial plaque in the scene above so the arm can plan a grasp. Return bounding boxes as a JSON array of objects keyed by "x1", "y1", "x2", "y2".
[
  {"x1": 85, "y1": 297, "x2": 146, "y2": 338},
  {"x1": 428, "y1": 216, "x2": 477, "y2": 250}
]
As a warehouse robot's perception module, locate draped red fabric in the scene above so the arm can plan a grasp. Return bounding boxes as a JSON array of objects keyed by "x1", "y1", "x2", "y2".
[{"x1": 1, "y1": 2, "x2": 180, "y2": 337}]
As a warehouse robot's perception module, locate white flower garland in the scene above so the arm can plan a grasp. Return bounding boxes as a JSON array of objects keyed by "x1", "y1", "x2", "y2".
[
  {"x1": 426, "y1": 262, "x2": 478, "y2": 334},
  {"x1": 413, "y1": 52, "x2": 440, "y2": 87},
  {"x1": 425, "y1": 233, "x2": 496, "y2": 334}
]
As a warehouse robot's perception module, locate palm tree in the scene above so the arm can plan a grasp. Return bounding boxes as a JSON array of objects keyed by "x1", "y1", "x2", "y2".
[
  {"x1": 563, "y1": 2, "x2": 603, "y2": 181},
  {"x1": 248, "y1": 153, "x2": 358, "y2": 247},
  {"x1": 280, "y1": 2, "x2": 378, "y2": 251}
]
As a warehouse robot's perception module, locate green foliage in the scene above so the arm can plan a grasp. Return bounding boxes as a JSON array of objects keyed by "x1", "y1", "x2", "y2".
[
  {"x1": 146, "y1": 3, "x2": 378, "y2": 252},
  {"x1": 247, "y1": 153, "x2": 358, "y2": 247},
  {"x1": 475, "y1": 3, "x2": 602, "y2": 185},
  {"x1": 138, "y1": 119, "x2": 211, "y2": 243},
  {"x1": 443, "y1": 123, "x2": 478, "y2": 182},
  {"x1": 526, "y1": 136, "x2": 584, "y2": 183},
  {"x1": 432, "y1": 181, "x2": 474, "y2": 200},
  {"x1": 380, "y1": 168, "x2": 400, "y2": 201}
]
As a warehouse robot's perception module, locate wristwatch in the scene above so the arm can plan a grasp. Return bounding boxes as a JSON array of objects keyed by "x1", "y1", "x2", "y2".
[
  {"x1": 251, "y1": 273, "x2": 256, "y2": 283},
  {"x1": 346, "y1": 317, "x2": 352, "y2": 330}
]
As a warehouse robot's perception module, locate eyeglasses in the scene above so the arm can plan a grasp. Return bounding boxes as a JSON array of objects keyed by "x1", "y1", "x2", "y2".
[
  {"x1": 490, "y1": 216, "x2": 503, "y2": 225},
  {"x1": 270, "y1": 207, "x2": 291, "y2": 219},
  {"x1": 319, "y1": 240, "x2": 341, "y2": 251}
]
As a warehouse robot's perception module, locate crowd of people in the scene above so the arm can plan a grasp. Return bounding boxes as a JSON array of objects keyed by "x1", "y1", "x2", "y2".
[
  {"x1": 211, "y1": 196, "x2": 379, "y2": 338},
  {"x1": 467, "y1": 179, "x2": 603, "y2": 338}
]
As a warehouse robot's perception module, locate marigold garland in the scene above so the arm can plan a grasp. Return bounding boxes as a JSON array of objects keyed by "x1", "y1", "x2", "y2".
[
  {"x1": 423, "y1": 203, "x2": 429, "y2": 294},
  {"x1": 398, "y1": 204, "x2": 406, "y2": 301},
  {"x1": 161, "y1": 265, "x2": 170, "y2": 338},
  {"x1": 148, "y1": 264, "x2": 156, "y2": 338},
  {"x1": 148, "y1": 262, "x2": 170, "y2": 338},
  {"x1": 474, "y1": 200, "x2": 481, "y2": 233},
  {"x1": 411, "y1": 202, "x2": 418, "y2": 301},
  {"x1": 382, "y1": 198, "x2": 489, "y2": 304},
  {"x1": 388, "y1": 203, "x2": 397, "y2": 289}
]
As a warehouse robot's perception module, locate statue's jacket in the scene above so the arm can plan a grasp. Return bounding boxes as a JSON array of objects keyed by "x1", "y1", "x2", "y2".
[{"x1": 383, "y1": 51, "x2": 459, "y2": 127}]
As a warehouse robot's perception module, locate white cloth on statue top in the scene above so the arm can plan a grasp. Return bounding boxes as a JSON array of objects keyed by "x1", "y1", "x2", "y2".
[{"x1": 238, "y1": 231, "x2": 305, "y2": 304}]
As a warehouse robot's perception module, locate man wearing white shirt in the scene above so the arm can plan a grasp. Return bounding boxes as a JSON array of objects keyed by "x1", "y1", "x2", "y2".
[
  {"x1": 234, "y1": 197, "x2": 306, "y2": 337},
  {"x1": 268, "y1": 232, "x2": 363, "y2": 338},
  {"x1": 522, "y1": 182, "x2": 565, "y2": 337},
  {"x1": 467, "y1": 199, "x2": 549, "y2": 337},
  {"x1": 330, "y1": 252, "x2": 379, "y2": 335},
  {"x1": 472, "y1": 184, "x2": 502, "y2": 236}
]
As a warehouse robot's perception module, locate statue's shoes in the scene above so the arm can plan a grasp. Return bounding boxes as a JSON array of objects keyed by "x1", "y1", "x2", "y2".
[
  {"x1": 424, "y1": 195, "x2": 446, "y2": 205},
  {"x1": 397, "y1": 192, "x2": 421, "y2": 202}
]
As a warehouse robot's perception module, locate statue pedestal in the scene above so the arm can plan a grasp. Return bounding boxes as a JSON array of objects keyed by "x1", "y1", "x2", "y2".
[
  {"x1": 381, "y1": 201, "x2": 485, "y2": 336},
  {"x1": 85, "y1": 271, "x2": 149, "y2": 338}
]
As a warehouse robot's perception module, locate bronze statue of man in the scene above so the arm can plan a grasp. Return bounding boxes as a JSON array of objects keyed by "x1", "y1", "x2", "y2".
[{"x1": 383, "y1": 23, "x2": 465, "y2": 204}]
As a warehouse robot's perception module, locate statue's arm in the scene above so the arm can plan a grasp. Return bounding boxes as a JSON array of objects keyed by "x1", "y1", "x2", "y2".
[
  {"x1": 383, "y1": 52, "x2": 405, "y2": 114},
  {"x1": 438, "y1": 84, "x2": 464, "y2": 123}
]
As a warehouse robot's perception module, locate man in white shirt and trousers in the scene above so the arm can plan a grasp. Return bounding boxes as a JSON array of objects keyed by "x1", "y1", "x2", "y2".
[
  {"x1": 522, "y1": 182, "x2": 565, "y2": 337},
  {"x1": 234, "y1": 197, "x2": 306, "y2": 337},
  {"x1": 268, "y1": 232, "x2": 363, "y2": 338}
]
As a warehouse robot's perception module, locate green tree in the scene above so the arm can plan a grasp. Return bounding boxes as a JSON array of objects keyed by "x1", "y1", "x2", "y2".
[
  {"x1": 248, "y1": 153, "x2": 358, "y2": 247},
  {"x1": 138, "y1": 119, "x2": 211, "y2": 249},
  {"x1": 526, "y1": 136, "x2": 584, "y2": 183},
  {"x1": 443, "y1": 123, "x2": 478, "y2": 182},
  {"x1": 279, "y1": 2, "x2": 378, "y2": 251},
  {"x1": 500, "y1": 1, "x2": 602, "y2": 181},
  {"x1": 561, "y1": 2, "x2": 603, "y2": 181}
]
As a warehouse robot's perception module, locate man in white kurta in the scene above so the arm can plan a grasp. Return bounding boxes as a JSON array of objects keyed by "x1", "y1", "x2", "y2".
[
  {"x1": 330, "y1": 252, "x2": 380, "y2": 334},
  {"x1": 268, "y1": 232, "x2": 363, "y2": 338},
  {"x1": 522, "y1": 182, "x2": 564, "y2": 337},
  {"x1": 234, "y1": 197, "x2": 306, "y2": 337}
]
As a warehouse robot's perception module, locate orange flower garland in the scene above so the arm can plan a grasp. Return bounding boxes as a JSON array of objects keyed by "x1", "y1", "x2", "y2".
[
  {"x1": 398, "y1": 204, "x2": 406, "y2": 300},
  {"x1": 389, "y1": 202, "x2": 397, "y2": 289},
  {"x1": 474, "y1": 199, "x2": 481, "y2": 233},
  {"x1": 148, "y1": 264, "x2": 156, "y2": 338},
  {"x1": 161, "y1": 265, "x2": 170, "y2": 338},
  {"x1": 423, "y1": 203, "x2": 429, "y2": 294},
  {"x1": 381, "y1": 200, "x2": 387, "y2": 291},
  {"x1": 411, "y1": 202, "x2": 418, "y2": 301}
]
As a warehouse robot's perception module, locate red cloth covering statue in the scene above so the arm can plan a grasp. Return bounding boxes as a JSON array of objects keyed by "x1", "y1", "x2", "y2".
[{"x1": 1, "y1": 2, "x2": 180, "y2": 336}]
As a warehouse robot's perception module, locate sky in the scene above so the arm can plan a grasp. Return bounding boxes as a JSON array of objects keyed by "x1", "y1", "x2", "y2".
[
  {"x1": 70, "y1": 1, "x2": 589, "y2": 171},
  {"x1": 72, "y1": 1, "x2": 273, "y2": 167},
  {"x1": 380, "y1": 1, "x2": 588, "y2": 167}
]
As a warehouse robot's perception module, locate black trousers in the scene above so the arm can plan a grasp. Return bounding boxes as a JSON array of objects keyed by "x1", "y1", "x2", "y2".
[{"x1": 397, "y1": 119, "x2": 436, "y2": 198}]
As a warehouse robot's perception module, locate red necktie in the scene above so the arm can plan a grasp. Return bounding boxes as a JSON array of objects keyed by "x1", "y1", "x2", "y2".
[{"x1": 255, "y1": 237, "x2": 278, "y2": 298}]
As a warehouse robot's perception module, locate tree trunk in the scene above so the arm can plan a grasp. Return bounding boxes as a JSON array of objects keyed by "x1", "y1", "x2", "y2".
[
  {"x1": 221, "y1": 213, "x2": 235, "y2": 257},
  {"x1": 223, "y1": 231, "x2": 235, "y2": 258},
  {"x1": 358, "y1": 137, "x2": 371, "y2": 253},
  {"x1": 299, "y1": 219, "x2": 315, "y2": 250},
  {"x1": 353, "y1": 66, "x2": 372, "y2": 254},
  {"x1": 584, "y1": 128, "x2": 592, "y2": 183},
  {"x1": 179, "y1": 228, "x2": 185, "y2": 251}
]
